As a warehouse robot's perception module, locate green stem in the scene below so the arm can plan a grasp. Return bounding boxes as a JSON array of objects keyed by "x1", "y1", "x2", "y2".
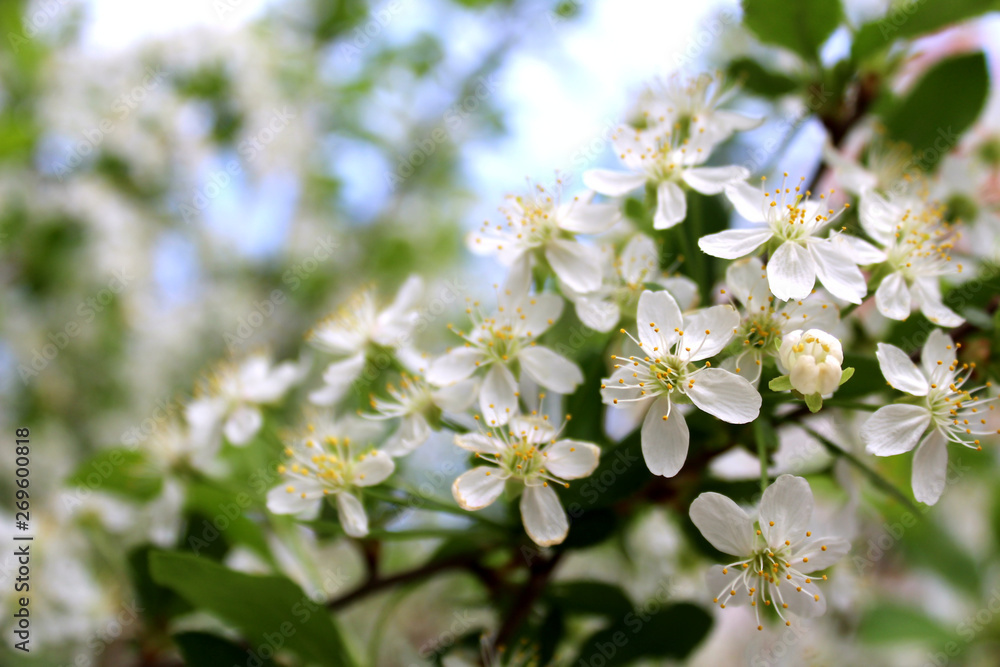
[
  {"x1": 753, "y1": 418, "x2": 777, "y2": 494},
  {"x1": 802, "y1": 426, "x2": 921, "y2": 515}
]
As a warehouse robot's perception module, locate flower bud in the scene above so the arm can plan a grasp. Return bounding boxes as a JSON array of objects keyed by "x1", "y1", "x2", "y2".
[{"x1": 778, "y1": 329, "x2": 844, "y2": 396}]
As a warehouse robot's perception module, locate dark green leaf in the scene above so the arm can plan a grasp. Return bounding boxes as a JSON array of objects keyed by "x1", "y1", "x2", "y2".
[
  {"x1": 571, "y1": 603, "x2": 712, "y2": 665},
  {"x1": 853, "y1": 0, "x2": 1000, "y2": 62},
  {"x1": 858, "y1": 603, "x2": 955, "y2": 646},
  {"x1": 149, "y1": 551, "x2": 356, "y2": 667},
  {"x1": 728, "y1": 58, "x2": 799, "y2": 97},
  {"x1": 547, "y1": 581, "x2": 634, "y2": 619},
  {"x1": 174, "y1": 632, "x2": 276, "y2": 667},
  {"x1": 67, "y1": 449, "x2": 162, "y2": 501},
  {"x1": 742, "y1": 0, "x2": 844, "y2": 62}
]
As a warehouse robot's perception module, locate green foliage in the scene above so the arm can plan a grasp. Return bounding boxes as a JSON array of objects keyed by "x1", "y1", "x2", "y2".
[
  {"x1": 149, "y1": 551, "x2": 356, "y2": 667},
  {"x1": 175, "y1": 632, "x2": 277, "y2": 667},
  {"x1": 570, "y1": 602, "x2": 713, "y2": 665},
  {"x1": 728, "y1": 57, "x2": 800, "y2": 98},
  {"x1": 858, "y1": 603, "x2": 955, "y2": 646},
  {"x1": 67, "y1": 449, "x2": 163, "y2": 501},
  {"x1": 742, "y1": 0, "x2": 844, "y2": 63}
]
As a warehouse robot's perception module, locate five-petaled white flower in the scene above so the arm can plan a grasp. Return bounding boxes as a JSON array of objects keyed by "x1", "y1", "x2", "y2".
[
  {"x1": 859, "y1": 189, "x2": 964, "y2": 326},
  {"x1": 600, "y1": 290, "x2": 761, "y2": 477},
  {"x1": 562, "y1": 233, "x2": 698, "y2": 333},
  {"x1": 426, "y1": 275, "x2": 583, "y2": 427},
  {"x1": 690, "y1": 475, "x2": 850, "y2": 629},
  {"x1": 452, "y1": 413, "x2": 600, "y2": 547},
  {"x1": 307, "y1": 276, "x2": 424, "y2": 406},
  {"x1": 470, "y1": 183, "x2": 620, "y2": 293},
  {"x1": 721, "y1": 258, "x2": 839, "y2": 384},
  {"x1": 186, "y1": 352, "x2": 308, "y2": 448},
  {"x1": 861, "y1": 330, "x2": 996, "y2": 505},
  {"x1": 584, "y1": 126, "x2": 749, "y2": 230},
  {"x1": 699, "y1": 175, "x2": 883, "y2": 303},
  {"x1": 266, "y1": 416, "x2": 393, "y2": 537},
  {"x1": 367, "y1": 372, "x2": 478, "y2": 456}
]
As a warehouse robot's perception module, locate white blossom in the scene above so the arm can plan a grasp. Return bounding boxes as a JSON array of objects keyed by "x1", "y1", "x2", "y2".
[{"x1": 777, "y1": 329, "x2": 845, "y2": 396}]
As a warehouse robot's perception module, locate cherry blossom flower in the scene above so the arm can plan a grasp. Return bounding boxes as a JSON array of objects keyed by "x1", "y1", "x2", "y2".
[
  {"x1": 861, "y1": 330, "x2": 996, "y2": 504},
  {"x1": 690, "y1": 475, "x2": 850, "y2": 628},
  {"x1": 267, "y1": 416, "x2": 393, "y2": 537},
  {"x1": 777, "y1": 330, "x2": 845, "y2": 397},
  {"x1": 306, "y1": 276, "x2": 424, "y2": 406},
  {"x1": 452, "y1": 413, "x2": 599, "y2": 547},
  {"x1": 699, "y1": 175, "x2": 883, "y2": 303},
  {"x1": 600, "y1": 290, "x2": 761, "y2": 477}
]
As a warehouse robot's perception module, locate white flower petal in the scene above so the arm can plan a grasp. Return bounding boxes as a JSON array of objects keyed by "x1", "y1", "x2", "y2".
[
  {"x1": 426, "y1": 348, "x2": 485, "y2": 386},
  {"x1": 637, "y1": 289, "x2": 682, "y2": 351},
  {"x1": 557, "y1": 201, "x2": 621, "y2": 234},
  {"x1": 353, "y1": 450, "x2": 395, "y2": 486},
  {"x1": 519, "y1": 346, "x2": 584, "y2": 394},
  {"x1": 573, "y1": 296, "x2": 620, "y2": 333},
  {"x1": 452, "y1": 466, "x2": 507, "y2": 510},
  {"x1": 431, "y1": 378, "x2": 480, "y2": 414},
  {"x1": 875, "y1": 272, "x2": 912, "y2": 321},
  {"x1": 681, "y1": 165, "x2": 750, "y2": 195},
  {"x1": 911, "y1": 277, "x2": 964, "y2": 327},
  {"x1": 689, "y1": 492, "x2": 755, "y2": 555},
  {"x1": 520, "y1": 484, "x2": 569, "y2": 547},
  {"x1": 308, "y1": 353, "x2": 366, "y2": 406},
  {"x1": 706, "y1": 565, "x2": 751, "y2": 608},
  {"x1": 224, "y1": 406, "x2": 263, "y2": 446},
  {"x1": 781, "y1": 580, "x2": 826, "y2": 618},
  {"x1": 266, "y1": 480, "x2": 323, "y2": 519},
  {"x1": 546, "y1": 239, "x2": 602, "y2": 293},
  {"x1": 912, "y1": 429, "x2": 948, "y2": 505},
  {"x1": 809, "y1": 240, "x2": 866, "y2": 304},
  {"x1": 920, "y1": 329, "x2": 957, "y2": 380},
  {"x1": 515, "y1": 293, "x2": 564, "y2": 338},
  {"x1": 768, "y1": 242, "x2": 817, "y2": 301},
  {"x1": 582, "y1": 169, "x2": 646, "y2": 196},
  {"x1": 698, "y1": 227, "x2": 772, "y2": 259},
  {"x1": 653, "y1": 181, "x2": 687, "y2": 229},
  {"x1": 725, "y1": 256, "x2": 770, "y2": 308},
  {"x1": 545, "y1": 440, "x2": 600, "y2": 479},
  {"x1": 454, "y1": 432, "x2": 505, "y2": 454},
  {"x1": 480, "y1": 364, "x2": 518, "y2": 426},
  {"x1": 336, "y1": 491, "x2": 369, "y2": 537},
  {"x1": 760, "y1": 474, "x2": 813, "y2": 549},
  {"x1": 620, "y1": 234, "x2": 659, "y2": 285},
  {"x1": 862, "y1": 405, "x2": 932, "y2": 456},
  {"x1": 794, "y1": 536, "x2": 851, "y2": 573},
  {"x1": 686, "y1": 368, "x2": 761, "y2": 424},
  {"x1": 640, "y1": 396, "x2": 689, "y2": 477},
  {"x1": 724, "y1": 181, "x2": 767, "y2": 222},
  {"x1": 679, "y1": 305, "x2": 740, "y2": 362},
  {"x1": 382, "y1": 415, "x2": 432, "y2": 457},
  {"x1": 876, "y1": 343, "x2": 930, "y2": 396}
]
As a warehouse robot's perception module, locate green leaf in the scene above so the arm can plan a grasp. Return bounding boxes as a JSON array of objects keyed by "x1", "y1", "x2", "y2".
[
  {"x1": 728, "y1": 58, "x2": 799, "y2": 98},
  {"x1": 853, "y1": 0, "x2": 1000, "y2": 62},
  {"x1": 882, "y1": 52, "x2": 989, "y2": 170},
  {"x1": 547, "y1": 582, "x2": 634, "y2": 619},
  {"x1": 149, "y1": 551, "x2": 356, "y2": 667},
  {"x1": 570, "y1": 603, "x2": 712, "y2": 665},
  {"x1": 174, "y1": 632, "x2": 276, "y2": 667},
  {"x1": 768, "y1": 375, "x2": 793, "y2": 392},
  {"x1": 805, "y1": 393, "x2": 823, "y2": 413},
  {"x1": 839, "y1": 366, "x2": 855, "y2": 385},
  {"x1": 67, "y1": 449, "x2": 163, "y2": 501},
  {"x1": 742, "y1": 0, "x2": 844, "y2": 63},
  {"x1": 184, "y1": 482, "x2": 274, "y2": 563},
  {"x1": 858, "y1": 603, "x2": 954, "y2": 646}
]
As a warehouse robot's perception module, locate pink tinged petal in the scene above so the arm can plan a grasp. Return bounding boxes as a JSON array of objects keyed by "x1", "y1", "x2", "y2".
[
  {"x1": 519, "y1": 345, "x2": 583, "y2": 394},
  {"x1": 706, "y1": 565, "x2": 751, "y2": 608},
  {"x1": 911, "y1": 277, "x2": 964, "y2": 327},
  {"x1": 794, "y1": 537, "x2": 851, "y2": 573},
  {"x1": 452, "y1": 466, "x2": 507, "y2": 510},
  {"x1": 266, "y1": 480, "x2": 323, "y2": 519},
  {"x1": 862, "y1": 404, "x2": 932, "y2": 456},
  {"x1": 336, "y1": 491, "x2": 369, "y2": 537},
  {"x1": 809, "y1": 241, "x2": 866, "y2": 304},
  {"x1": 781, "y1": 580, "x2": 826, "y2": 618},
  {"x1": 768, "y1": 242, "x2": 817, "y2": 301},
  {"x1": 224, "y1": 406, "x2": 263, "y2": 445},
  {"x1": 760, "y1": 474, "x2": 814, "y2": 549},
  {"x1": 520, "y1": 484, "x2": 569, "y2": 547},
  {"x1": 640, "y1": 396, "x2": 689, "y2": 477},
  {"x1": 875, "y1": 272, "x2": 912, "y2": 321},
  {"x1": 557, "y1": 201, "x2": 621, "y2": 234},
  {"x1": 685, "y1": 368, "x2": 761, "y2": 424},
  {"x1": 724, "y1": 181, "x2": 768, "y2": 223},
  {"x1": 689, "y1": 492, "x2": 756, "y2": 555},
  {"x1": 308, "y1": 353, "x2": 366, "y2": 406},
  {"x1": 426, "y1": 348, "x2": 485, "y2": 386},
  {"x1": 876, "y1": 343, "x2": 930, "y2": 396},
  {"x1": 698, "y1": 227, "x2": 772, "y2": 260},
  {"x1": 546, "y1": 239, "x2": 602, "y2": 293},
  {"x1": 545, "y1": 440, "x2": 601, "y2": 479},
  {"x1": 912, "y1": 429, "x2": 948, "y2": 505},
  {"x1": 480, "y1": 363, "x2": 518, "y2": 427},
  {"x1": 637, "y1": 289, "x2": 682, "y2": 351},
  {"x1": 352, "y1": 450, "x2": 395, "y2": 486},
  {"x1": 383, "y1": 414, "x2": 432, "y2": 457},
  {"x1": 921, "y1": 329, "x2": 957, "y2": 379},
  {"x1": 681, "y1": 165, "x2": 750, "y2": 195},
  {"x1": 582, "y1": 169, "x2": 646, "y2": 197},
  {"x1": 679, "y1": 305, "x2": 740, "y2": 362},
  {"x1": 653, "y1": 181, "x2": 687, "y2": 229}
]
